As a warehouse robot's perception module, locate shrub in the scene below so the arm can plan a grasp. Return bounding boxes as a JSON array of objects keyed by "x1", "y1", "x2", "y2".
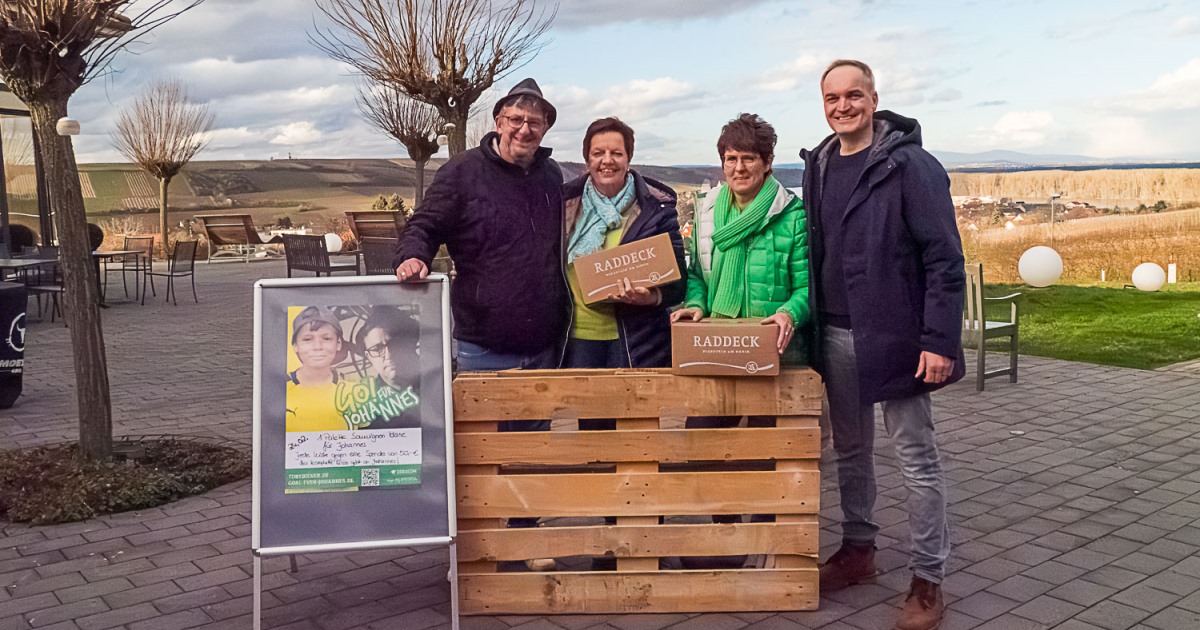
[{"x1": 0, "y1": 439, "x2": 251, "y2": 525}]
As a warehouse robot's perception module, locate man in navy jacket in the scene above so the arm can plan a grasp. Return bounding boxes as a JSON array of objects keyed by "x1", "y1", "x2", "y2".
[
  {"x1": 395, "y1": 78, "x2": 570, "y2": 372},
  {"x1": 394, "y1": 79, "x2": 570, "y2": 557},
  {"x1": 802, "y1": 60, "x2": 965, "y2": 630}
]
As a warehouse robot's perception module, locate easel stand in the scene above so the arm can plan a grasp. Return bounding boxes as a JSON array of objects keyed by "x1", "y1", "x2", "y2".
[{"x1": 252, "y1": 540, "x2": 460, "y2": 630}]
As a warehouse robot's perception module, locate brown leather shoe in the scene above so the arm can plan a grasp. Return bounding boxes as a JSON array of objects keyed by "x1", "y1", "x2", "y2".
[
  {"x1": 819, "y1": 542, "x2": 877, "y2": 592},
  {"x1": 895, "y1": 576, "x2": 944, "y2": 630}
]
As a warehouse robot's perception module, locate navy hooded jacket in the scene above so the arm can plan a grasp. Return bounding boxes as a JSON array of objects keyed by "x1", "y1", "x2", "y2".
[
  {"x1": 395, "y1": 132, "x2": 570, "y2": 355},
  {"x1": 801, "y1": 111, "x2": 966, "y2": 403}
]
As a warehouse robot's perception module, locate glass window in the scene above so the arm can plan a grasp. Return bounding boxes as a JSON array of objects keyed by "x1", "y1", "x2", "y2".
[{"x1": 1, "y1": 115, "x2": 42, "y2": 250}]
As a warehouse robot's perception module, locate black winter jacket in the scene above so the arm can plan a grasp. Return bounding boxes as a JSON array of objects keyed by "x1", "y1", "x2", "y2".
[
  {"x1": 562, "y1": 171, "x2": 686, "y2": 368},
  {"x1": 801, "y1": 111, "x2": 966, "y2": 403},
  {"x1": 395, "y1": 132, "x2": 570, "y2": 355}
]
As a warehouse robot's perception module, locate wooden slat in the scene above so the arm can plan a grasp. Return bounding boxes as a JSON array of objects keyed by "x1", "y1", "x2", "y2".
[
  {"x1": 460, "y1": 565, "x2": 818, "y2": 614},
  {"x1": 457, "y1": 520, "x2": 819, "y2": 561},
  {"x1": 454, "y1": 369, "x2": 822, "y2": 421},
  {"x1": 776, "y1": 414, "x2": 820, "y2": 428},
  {"x1": 457, "y1": 468, "x2": 818, "y2": 518},
  {"x1": 455, "y1": 426, "x2": 820, "y2": 465},
  {"x1": 615, "y1": 418, "x2": 660, "y2": 571}
]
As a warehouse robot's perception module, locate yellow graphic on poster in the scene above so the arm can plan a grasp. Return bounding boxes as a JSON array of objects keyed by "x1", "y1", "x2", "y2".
[{"x1": 284, "y1": 306, "x2": 423, "y2": 493}]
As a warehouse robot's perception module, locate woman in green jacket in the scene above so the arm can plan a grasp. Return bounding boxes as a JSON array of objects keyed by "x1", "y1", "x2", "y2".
[
  {"x1": 671, "y1": 112, "x2": 811, "y2": 365},
  {"x1": 670, "y1": 113, "x2": 812, "y2": 555}
]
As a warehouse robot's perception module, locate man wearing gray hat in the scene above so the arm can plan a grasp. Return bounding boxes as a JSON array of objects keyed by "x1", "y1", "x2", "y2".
[
  {"x1": 395, "y1": 76, "x2": 568, "y2": 372},
  {"x1": 394, "y1": 79, "x2": 568, "y2": 561}
]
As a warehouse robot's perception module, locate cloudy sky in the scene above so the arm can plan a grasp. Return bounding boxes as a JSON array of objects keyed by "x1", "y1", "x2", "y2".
[{"x1": 64, "y1": 0, "x2": 1200, "y2": 165}]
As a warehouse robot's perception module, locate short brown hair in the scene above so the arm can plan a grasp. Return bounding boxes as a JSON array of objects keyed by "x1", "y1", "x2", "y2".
[
  {"x1": 717, "y1": 113, "x2": 776, "y2": 165},
  {"x1": 582, "y1": 117, "x2": 635, "y2": 161},
  {"x1": 821, "y1": 59, "x2": 875, "y2": 92}
]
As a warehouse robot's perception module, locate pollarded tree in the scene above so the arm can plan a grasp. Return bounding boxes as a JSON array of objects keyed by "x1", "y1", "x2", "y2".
[
  {"x1": 312, "y1": 0, "x2": 556, "y2": 156},
  {"x1": 0, "y1": 0, "x2": 203, "y2": 460},
  {"x1": 112, "y1": 79, "x2": 214, "y2": 255},
  {"x1": 357, "y1": 81, "x2": 439, "y2": 206}
]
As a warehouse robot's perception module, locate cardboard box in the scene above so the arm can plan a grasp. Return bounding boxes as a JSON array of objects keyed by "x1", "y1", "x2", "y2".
[
  {"x1": 672, "y1": 319, "x2": 780, "y2": 376},
  {"x1": 573, "y1": 233, "x2": 680, "y2": 305}
]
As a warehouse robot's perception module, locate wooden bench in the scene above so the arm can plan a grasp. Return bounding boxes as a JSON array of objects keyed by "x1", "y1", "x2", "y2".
[
  {"x1": 346, "y1": 211, "x2": 406, "y2": 241},
  {"x1": 453, "y1": 368, "x2": 822, "y2": 615},
  {"x1": 195, "y1": 214, "x2": 283, "y2": 263}
]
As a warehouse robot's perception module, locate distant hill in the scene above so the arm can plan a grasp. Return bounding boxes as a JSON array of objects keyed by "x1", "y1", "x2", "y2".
[
  {"x1": 931, "y1": 149, "x2": 1106, "y2": 168},
  {"x1": 76, "y1": 158, "x2": 806, "y2": 217},
  {"x1": 75, "y1": 155, "x2": 1194, "y2": 219},
  {"x1": 778, "y1": 149, "x2": 1200, "y2": 173}
]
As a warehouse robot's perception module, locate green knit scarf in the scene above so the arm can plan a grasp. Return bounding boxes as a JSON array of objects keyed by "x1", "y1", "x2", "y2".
[{"x1": 708, "y1": 176, "x2": 779, "y2": 318}]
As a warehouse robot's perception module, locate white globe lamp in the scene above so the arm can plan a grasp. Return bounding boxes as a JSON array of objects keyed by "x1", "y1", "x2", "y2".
[
  {"x1": 1131, "y1": 263, "x2": 1166, "y2": 292},
  {"x1": 324, "y1": 233, "x2": 343, "y2": 253},
  {"x1": 1018, "y1": 246, "x2": 1063, "y2": 287}
]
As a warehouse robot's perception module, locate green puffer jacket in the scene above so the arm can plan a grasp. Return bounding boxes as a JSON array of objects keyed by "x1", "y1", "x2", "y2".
[{"x1": 685, "y1": 180, "x2": 811, "y2": 361}]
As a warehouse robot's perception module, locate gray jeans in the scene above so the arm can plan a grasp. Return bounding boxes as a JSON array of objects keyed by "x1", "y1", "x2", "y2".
[{"x1": 822, "y1": 326, "x2": 950, "y2": 583}]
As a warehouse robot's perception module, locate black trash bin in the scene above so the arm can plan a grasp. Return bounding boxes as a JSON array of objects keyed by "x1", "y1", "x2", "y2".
[{"x1": 0, "y1": 281, "x2": 27, "y2": 408}]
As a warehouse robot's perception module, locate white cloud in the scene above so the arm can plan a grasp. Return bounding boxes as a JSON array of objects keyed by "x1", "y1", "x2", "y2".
[
  {"x1": 750, "y1": 54, "x2": 824, "y2": 92},
  {"x1": 270, "y1": 122, "x2": 322, "y2": 146},
  {"x1": 979, "y1": 111, "x2": 1055, "y2": 149},
  {"x1": 593, "y1": 78, "x2": 703, "y2": 121},
  {"x1": 168, "y1": 57, "x2": 353, "y2": 102},
  {"x1": 205, "y1": 127, "x2": 264, "y2": 149},
  {"x1": 1083, "y1": 116, "x2": 1159, "y2": 157},
  {"x1": 1107, "y1": 58, "x2": 1200, "y2": 112},
  {"x1": 930, "y1": 88, "x2": 962, "y2": 103},
  {"x1": 543, "y1": 77, "x2": 706, "y2": 133},
  {"x1": 1170, "y1": 15, "x2": 1200, "y2": 36},
  {"x1": 556, "y1": 0, "x2": 778, "y2": 29}
]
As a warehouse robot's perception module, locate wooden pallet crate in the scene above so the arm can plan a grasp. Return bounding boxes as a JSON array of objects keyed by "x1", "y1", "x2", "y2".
[{"x1": 453, "y1": 368, "x2": 823, "y2": 615}]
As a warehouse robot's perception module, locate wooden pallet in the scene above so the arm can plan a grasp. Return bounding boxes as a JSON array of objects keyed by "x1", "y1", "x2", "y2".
[{"x1": 453, "y1": 368, "x2": 823, "y2": 615}]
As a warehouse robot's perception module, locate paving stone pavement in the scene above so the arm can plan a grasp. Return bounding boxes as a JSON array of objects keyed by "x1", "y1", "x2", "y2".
[{"x1": 2, "y1": 260, "x2": 1200, "y2": 629}]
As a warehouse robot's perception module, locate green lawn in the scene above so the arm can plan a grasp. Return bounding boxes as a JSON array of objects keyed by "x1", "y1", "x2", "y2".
[{"x1": 983, "y1": 283, "x2": 1200, "y2": 370}]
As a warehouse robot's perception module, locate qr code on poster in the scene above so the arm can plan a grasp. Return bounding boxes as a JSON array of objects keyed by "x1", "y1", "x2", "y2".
[{"x1": 360, "y1": 468, "x2": 380, "y2": 487}]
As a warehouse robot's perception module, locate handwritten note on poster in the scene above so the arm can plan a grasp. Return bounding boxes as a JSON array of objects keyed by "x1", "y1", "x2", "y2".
[{"x1": 285, "y1": 429, "x2": 422, "y2": 493}]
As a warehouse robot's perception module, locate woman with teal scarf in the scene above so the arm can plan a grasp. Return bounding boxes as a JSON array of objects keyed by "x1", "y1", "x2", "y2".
[{"x1": 562, "y1": 117, "x2": 687, "y2": 387}]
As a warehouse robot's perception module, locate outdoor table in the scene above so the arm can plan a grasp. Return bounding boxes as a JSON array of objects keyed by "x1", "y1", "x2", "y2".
[
  {"x1": 0, "y1": 258, "x2": 58, "y2": 286},
  {"x1": 93, "y1": 250, "x2": 145, "y2": 305}
]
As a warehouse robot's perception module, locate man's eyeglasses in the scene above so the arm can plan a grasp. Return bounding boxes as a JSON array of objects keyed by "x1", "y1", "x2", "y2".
[
  {"x1": 364, "y1": 336, "x2": 417, "y2": 358},
  {"x1": 498, "y1": 114, "x2": 547, "y2": 132},
  {"x1": 364, "y1": 343, "x2": 391, "y2": 359}
]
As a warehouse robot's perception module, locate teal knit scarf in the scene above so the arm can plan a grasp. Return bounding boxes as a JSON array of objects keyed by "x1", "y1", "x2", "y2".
[{"x1": 569, "y1": 174, "x2": 635, "y2": 262}]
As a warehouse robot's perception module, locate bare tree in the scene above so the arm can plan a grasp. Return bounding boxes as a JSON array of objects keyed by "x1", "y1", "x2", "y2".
[
  {"x1": 466, "y1": 102, "x2": 493, "y2": 149},
  {"x1": 0, "y1": 0, "x2": 203, "y2": 460},
  {"x1": 312, "y1": 0, "x2": 556, "y2": 156},
  {"x1": 112, "y1": 79, "x2": 214, "y2": 254},
  {"x1": 357, "y1": 81, "x2": 440, "y2": 206}
]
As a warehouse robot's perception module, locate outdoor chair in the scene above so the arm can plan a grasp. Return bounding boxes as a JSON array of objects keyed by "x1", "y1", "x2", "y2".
[
  {"x1": 16, "y1": 246, "x2": 63, "y2": 323},
  {"x1": 144, "y1": 240, "x2": 198, "y2": 306},
  {"x1": 346, "y1": 211, "x2": 406, "y2": 241},
  {"x1": 196, "y1": 214, "x2": 283, "y2": 263},
  {"x1": 282, "y1": 234, "x2": 359, "y2": 278},
  {"x1": 962, "y1": 263, "x2": 1020, "y2": 390},
  {"x1": 359, "y1": 237, "x2": 398, "y2": 276}
]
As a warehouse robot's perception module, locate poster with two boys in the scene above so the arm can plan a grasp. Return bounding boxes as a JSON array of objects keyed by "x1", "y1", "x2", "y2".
[{"x1": 283, "y1": 304, "x2": 425, "y2": 493}]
